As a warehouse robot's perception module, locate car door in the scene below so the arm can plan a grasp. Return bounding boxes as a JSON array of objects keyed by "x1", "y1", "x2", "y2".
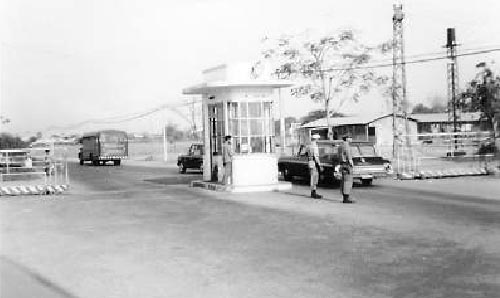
[{"x1": 295, "y1": 145, "x2": 309, "y2": 178}]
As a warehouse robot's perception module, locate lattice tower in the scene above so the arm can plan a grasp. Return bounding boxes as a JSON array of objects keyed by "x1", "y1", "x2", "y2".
[{"x1": 392, "y1": 4, "x2": 412, "y2": 170}]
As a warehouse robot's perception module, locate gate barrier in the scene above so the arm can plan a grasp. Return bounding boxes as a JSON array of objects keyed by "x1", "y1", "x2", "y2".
[
  {"x1": 391, "y1": 132, "x2": 498, "y2": 179},
  {"x1": 0, "y1": 147, "x2": 70, "y2": 196}
]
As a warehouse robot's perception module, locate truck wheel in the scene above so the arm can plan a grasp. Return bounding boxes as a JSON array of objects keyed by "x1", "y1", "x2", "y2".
[
  {"x1": 92, "y1": 160, "x2": 99, "y2": 166},
  {"x1": 362, "y1": 179, "x2": 373, "y2": 186},
  {"x1": 178, "y1": 162, "x2": 186, "y2": 174},
  {"x1": 79, "y1": 159, "x2": 84, "y2": 165},
  {"x1": 114, "y1": 160, "x2": 121, "y2": 166}
]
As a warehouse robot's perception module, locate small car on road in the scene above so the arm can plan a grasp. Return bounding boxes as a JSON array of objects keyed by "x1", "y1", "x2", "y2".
[{"x1": 177, "y1": 143, "x2": 204, "y2": 173}]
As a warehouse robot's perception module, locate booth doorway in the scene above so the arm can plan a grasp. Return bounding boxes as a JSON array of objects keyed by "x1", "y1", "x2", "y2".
[{"x1": 208, "y1": 103, "x2": 224, "y2": 181}]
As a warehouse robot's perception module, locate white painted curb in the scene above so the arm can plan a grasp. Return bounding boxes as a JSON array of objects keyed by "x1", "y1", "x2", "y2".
[
  {"x1": 401, "y1": 168, "x2": 488, "y2": 180},
  {"x1": 0, "y1": 185, "x2": 70, "y2": 196}
]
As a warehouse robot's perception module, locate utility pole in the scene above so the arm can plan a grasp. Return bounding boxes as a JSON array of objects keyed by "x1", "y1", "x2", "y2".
[
  {"x1": 392, "y1": 3, "x2": 408, "y2": 174},
  {"x1": 190, "y1": 97, "x2": 197, "y2": 140},
  {"x1": 163, "y1": 124, "x2": 168, "y2": 162},
  {"x1": 445, "y1": 28, "x2": 461, "y2": 154},
  {"x1": 279, "y1": 88, "x2": 286, "y2": 153}
]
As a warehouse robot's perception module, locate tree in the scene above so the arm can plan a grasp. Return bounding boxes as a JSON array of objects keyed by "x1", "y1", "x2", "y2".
[
  {"x1": 254, "y1": 29, "x2": 391, "y2": 140},
  {"x1": 411, "y1": 101, "x2": 446, "y2": 114},
  {"x1": 299, "y1": 109, "x2": 345, "y2": 125},
  {"x1": 165, "y1": 124, "x2": 186, "y2": 142},
  {"x1": 461, "y1": 63, "x2": 500, "y2": 137},
  {"x1": 0, "y1": 133, "x2": 29, "y2": 149}
]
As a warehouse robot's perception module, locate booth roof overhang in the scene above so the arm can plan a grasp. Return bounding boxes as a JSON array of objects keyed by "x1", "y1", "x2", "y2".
[{"x1": 182, "y1": 81, "x2": 293, "y2": 95}]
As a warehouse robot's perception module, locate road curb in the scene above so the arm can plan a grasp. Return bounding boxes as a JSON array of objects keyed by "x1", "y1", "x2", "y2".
[
  {"x1": 0, "y1": 185, "x2": 70, "y2": 196},
  {"x1": 190, "y1": 180, "x2": 293, "y2": 192},
  {"x1": 397, "y1": 168, "x2": 489, "y2": 180}
]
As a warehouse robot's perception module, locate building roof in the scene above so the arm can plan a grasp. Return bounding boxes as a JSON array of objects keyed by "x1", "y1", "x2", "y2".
[
  {"x1": 183, "y1": 62, "x2": 293, "y2": 94},
  {"x1": 301, "y1": 113, "x2": 416, "y2": 128},
  {"x1": 410, "y1": 112, "x2": 482, "y2": 123},
  {"x1": 183, "y1": 81, "x2": 293, "y2": 94}
]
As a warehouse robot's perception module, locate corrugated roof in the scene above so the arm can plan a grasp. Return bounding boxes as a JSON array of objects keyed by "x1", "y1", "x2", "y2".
[{"x1": 410, "y1": 112, "x2": 482, "y2": 123}]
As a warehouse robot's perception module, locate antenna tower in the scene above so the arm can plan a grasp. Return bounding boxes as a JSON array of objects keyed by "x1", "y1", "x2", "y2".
[
  {"x1": 445, "y1": 28, "x2": 461, "y2": 153},
  {"x1": 392, "y1": 4, "x2": 410, "y2": 174}
]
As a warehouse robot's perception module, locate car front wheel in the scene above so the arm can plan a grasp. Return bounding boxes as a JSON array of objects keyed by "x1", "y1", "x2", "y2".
[
  {"x1": 361, "y1": 179, "x2": 373, "y2": 186},
  {"x1": 283, "y1": 168, "x2": 292, "y2": 181},
  {"x1": 178, "y1": 162, "x2": 186, "y2": 174}
]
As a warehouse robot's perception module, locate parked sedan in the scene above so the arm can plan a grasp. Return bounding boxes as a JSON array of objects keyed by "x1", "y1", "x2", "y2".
[{"x1": 278, "y1": 140, "x2": 392, "y2": 186}]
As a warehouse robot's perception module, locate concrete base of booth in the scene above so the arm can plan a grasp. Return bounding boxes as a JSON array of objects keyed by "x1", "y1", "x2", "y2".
[{"x1": 191, "y1": 180, "x2": 292, "y2": 193}]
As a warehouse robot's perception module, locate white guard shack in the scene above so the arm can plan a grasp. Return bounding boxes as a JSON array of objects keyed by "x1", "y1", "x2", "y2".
[{"x1": 183, "y1": 63, "x2": 292, "y2": 191}]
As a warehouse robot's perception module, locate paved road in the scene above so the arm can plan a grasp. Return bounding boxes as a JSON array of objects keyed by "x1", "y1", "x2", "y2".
[{"x1": 1, "y1": 161, "x2": 499, "y2": 298}]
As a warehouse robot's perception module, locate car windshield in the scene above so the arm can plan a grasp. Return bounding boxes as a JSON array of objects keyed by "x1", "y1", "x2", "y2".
[
  {"x1": 350, "y1": 146, "x2": 361, "y2": 156},
  {"x1": 318, "y1": 144, "x2": 338, "y2": 155},
  {"x1": 358, "y1": 146, "x2": 376, "y2": 156}
]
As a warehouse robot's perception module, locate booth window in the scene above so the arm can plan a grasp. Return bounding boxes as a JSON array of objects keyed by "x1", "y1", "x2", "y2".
[{"x1": 228, "y1": 102, "x2": 274, "y2": 154}]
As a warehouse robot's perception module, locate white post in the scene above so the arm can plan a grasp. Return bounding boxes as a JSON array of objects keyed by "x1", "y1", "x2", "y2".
[
  {"x1": 279, "y1": 88, "x2": 286, "y2": 155},
  {"x1": 6, "y1": 151, "x2": 9, "y2": 175},
  {"x1": 163, "y1": 124, "x2": 168, "y2": 162},
  {"x1": 64, "y1": 146, "x2": 69, "y2": 186},
  {"x1": 203, "y1": 98, "x2": 211, "y2": 181}
]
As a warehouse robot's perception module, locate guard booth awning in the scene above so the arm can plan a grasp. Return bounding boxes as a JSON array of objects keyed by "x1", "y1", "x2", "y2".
[{"x1": 183, "y1": 81, "x2": 293, "y2": 94}]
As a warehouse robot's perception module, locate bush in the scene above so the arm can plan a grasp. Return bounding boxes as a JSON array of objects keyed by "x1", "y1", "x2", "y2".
[{"x1": 0, "y1": 133, "x2": 29, "y2": 149}]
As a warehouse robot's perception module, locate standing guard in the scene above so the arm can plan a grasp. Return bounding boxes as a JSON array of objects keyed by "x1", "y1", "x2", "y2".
[
  {"x1": 308, "y1": 134, "x2": 323, "y2": 199},
  {"x1": 222, "y1": 136, "x2": 233, "y2": 185},
  {"x1": 339, "y1": 134, "x2": 355, "y2": 203}
]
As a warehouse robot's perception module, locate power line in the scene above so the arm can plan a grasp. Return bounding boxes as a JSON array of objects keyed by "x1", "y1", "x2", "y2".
[
  {"x1": 47, "y1": 99, "x2": 202, "y2": 130},
  {"x1": 321, "y1": 48, "x2": 500, "y2": 72},
  {"x1": 45, "y1": 47, "x2": 499, "y2": 131}
]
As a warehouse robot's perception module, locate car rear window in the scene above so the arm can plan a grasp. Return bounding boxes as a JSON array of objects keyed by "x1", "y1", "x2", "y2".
[
  {"x1": 318, "y1": 145, "x2": 338, "y2": 155},
  {"x1": 358, "y1": 146, "x2": 376, "y2": 156}
]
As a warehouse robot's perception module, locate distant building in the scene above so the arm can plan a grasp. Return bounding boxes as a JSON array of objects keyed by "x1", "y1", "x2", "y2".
[
  {"x1": 410, "y1": 112, "x2": 491, "y2": 134},
  {"x1": 299, "y1": 114, "x2": 418, "y2": 158}
]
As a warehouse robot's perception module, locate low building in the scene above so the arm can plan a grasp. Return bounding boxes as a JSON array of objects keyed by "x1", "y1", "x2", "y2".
[
  {"x1": 410, "y1": 112, "x2": 491, "y2": 134},
  {"x1": 410, "y1": 112, "x2": 493, "y2": 144},
  {"x1": 299, "y1": 114, "x2": 418, "y2": 158}
]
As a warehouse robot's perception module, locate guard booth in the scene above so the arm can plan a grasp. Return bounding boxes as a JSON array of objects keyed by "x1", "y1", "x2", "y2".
[{"x1": 183, "y1": 63, "x2": 292, "y2": 191}]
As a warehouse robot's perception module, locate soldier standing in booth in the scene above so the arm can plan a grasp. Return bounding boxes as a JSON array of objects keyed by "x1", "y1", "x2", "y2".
[
  {"x1": 222, "y1": 136, "x2": 233, "y2": 185},
  {"x1": 339, "y1": 134, "x2": 355, "y2": 203},
  {"x1": 308, "y1": 134, "x2": 323, "y2": 199}
]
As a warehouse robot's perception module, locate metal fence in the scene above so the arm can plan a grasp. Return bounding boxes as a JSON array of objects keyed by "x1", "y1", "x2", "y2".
[
  {"x1": 278, "y1": 132, "x2": 498, "y2": 179},
  {"x1": 391, "y1": 132, "x2": 498, "y2": 178},
  {"x1": 0, "y1": 147, "x2": 70, "y2": 195}
]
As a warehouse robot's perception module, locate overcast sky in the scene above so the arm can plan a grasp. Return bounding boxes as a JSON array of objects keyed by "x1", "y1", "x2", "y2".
[{"x1": 1, "y1": 0, "x2": 499, "y2": 134}]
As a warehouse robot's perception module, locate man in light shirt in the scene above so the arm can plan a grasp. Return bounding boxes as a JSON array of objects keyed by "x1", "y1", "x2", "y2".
[{"x1": 307, "y1": 134, "x2": 322, "y2": 199}]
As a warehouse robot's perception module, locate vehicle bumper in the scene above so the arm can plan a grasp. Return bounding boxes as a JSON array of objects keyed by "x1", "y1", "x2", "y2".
[{"x1": 98, "y1": 156, "x2": 127, "y2": 160}]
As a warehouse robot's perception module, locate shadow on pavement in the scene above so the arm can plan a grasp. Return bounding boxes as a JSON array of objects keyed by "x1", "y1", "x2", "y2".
[{"x1": 0, "y1": 256, "x2": 77, "y2": 298}]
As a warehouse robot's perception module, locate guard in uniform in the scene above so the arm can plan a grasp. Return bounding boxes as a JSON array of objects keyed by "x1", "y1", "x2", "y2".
[
  {"x1": 308, "y1": 134, "x2": 322, "y2": 199},
  {"x1": 339, "y1": 134, "x2": 354, "y2": 203},
  {"x1": 222, "y1": 136, "x2": 233, "y2": 185}
]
